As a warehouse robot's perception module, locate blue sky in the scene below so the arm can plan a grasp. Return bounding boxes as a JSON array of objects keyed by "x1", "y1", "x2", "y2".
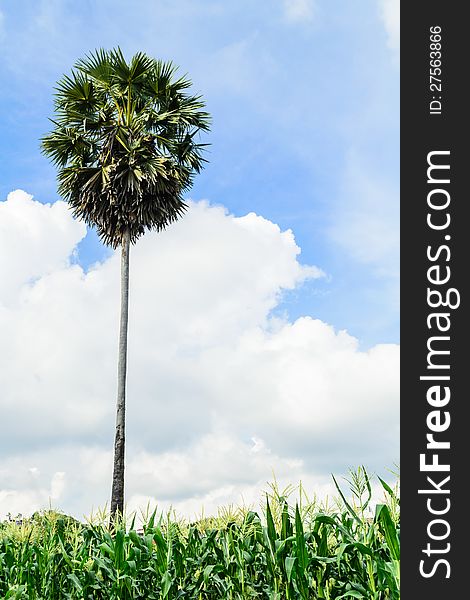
[
  {"x1": 0, "y1": 0, "x2": 399, "y2": 348},
  {"x1": 0, "y1": 1, "x2": 399, "y2": 518}
]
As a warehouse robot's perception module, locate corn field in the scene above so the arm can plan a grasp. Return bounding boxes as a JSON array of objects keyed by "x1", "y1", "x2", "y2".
[{"x1": 0, "y1": 468, "x2": 399, "y2": 599}]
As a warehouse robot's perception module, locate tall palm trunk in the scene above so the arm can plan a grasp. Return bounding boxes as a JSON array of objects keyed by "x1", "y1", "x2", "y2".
[{"x1": 110, "y1": 228, "x2": 131, "y2": 521}]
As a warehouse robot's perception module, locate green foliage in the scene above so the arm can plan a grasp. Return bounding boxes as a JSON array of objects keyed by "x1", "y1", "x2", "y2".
[
  {"x1": 0, "y1": 470, "x2": 399, "y2": 599},
  {"x1": 41, "y1": 48, "x2": 210, "y2": 248}
]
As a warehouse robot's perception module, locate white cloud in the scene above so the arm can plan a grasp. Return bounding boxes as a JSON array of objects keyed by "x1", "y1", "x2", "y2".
[
  {"x1": 0, "y1": 190, "x2": 86, "y2": 305},
  {"x1": 379, "y1": 0, "x2": 400, "y2": 55},
  {"x1": 0, "y1": 462, "x2": 67, "y2": 519},
  {"x1": 283, "y1": 0, "x2": 315, "y2": 23},
  {"x1": 0, "y1": 191, "x2": 398, "y2": 520}
]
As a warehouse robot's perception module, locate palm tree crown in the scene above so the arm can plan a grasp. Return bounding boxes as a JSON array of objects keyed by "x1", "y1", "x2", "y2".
[{"x1": 42, "y1": 48, "x2": 210, "y2": 247}]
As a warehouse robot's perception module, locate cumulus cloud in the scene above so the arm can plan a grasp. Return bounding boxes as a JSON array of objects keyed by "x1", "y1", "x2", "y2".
[
  {"x1": 0, "y1": 191, "x2": 398, "y2": 520},
  {"x1": 0, "y1": 190, "x2": 86, "y2": 304}
]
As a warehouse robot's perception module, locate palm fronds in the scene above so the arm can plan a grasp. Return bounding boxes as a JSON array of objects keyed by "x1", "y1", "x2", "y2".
[{"x1": 41, "y1": 48, "x2": 210, "y2": 247}]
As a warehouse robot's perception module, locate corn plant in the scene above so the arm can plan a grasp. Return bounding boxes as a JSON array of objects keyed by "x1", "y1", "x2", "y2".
[{"x1": 0, "y1": 469, "x2": 399, "y2": 599}]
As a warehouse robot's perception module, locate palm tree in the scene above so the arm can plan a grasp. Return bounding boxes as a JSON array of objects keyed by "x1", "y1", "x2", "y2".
[{"x1": 41, "y1": 48, "x2": 210, "y2": 520}]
